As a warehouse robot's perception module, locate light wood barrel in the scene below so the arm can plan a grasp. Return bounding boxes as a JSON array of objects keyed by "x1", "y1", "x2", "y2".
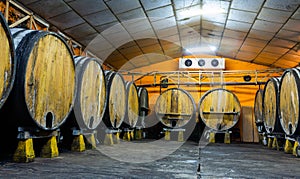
[
  {"x1": 254, "y1": 89, "x2": 264, "y2": 133},
  {"x1": 104, "y1": 71, "x2": 126, "y2": 128},
  {"x1": 279, "y1": 68, "x2": 300, "y2": 136},
  {"x1": 9, "y1": 28, "x2": 75, "y2": 130},
  {"x1": 124, "y1": 81, "x2": 139, "y2": 128},
  {"x1": 0, "y1": 13, "x2": 16, "y2": 109},
  {"x1": 263, "y1": 77, "x2": 283, "y2": 134},
  {"x1": 155, "y1": 88, "x2": 196, "y2": 128},
  {"x1": 199, "y1": 88, "x2": 241, "y2": 131},
  {"x1": 73, "y1": 56, "x2": 106, "y2": 130}
]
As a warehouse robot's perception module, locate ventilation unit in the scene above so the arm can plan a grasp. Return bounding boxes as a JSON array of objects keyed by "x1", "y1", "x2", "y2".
[{"x1": 179, "y1": 58, "x2": 225, "y2": 69}]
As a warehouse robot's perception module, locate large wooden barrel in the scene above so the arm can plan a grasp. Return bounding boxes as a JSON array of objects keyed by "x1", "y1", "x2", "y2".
[
  {"x1": 0, "y1": 12, "x2": 16, "y2": 109},
  {"x1": 279, "y1": 68, "x2": 300, "y2": 136},
  {"x1": 103, "y1": 71, "x2": 126, "y2": 128},
  {"x1": 254, "y1": 89, "x2": 264, "y2": 133},
  {"x1": 73, "y1": 56, "x2": 106, "y2": 130},
  {"x1": 123, "y1": 81, "x2": 139, "y2": 128},
  {"x1": 155, "y1": 88, "x2": 196, "y2": 128},
  {"x1": 7, "y1": 28, "x2": 76, "y2": 130},
  {"x1": 199, "y1": 88, "x2": 241, "y2": 131},
  {"x1": 263, "y1": 77, "x2": 283, "y2": 134}
]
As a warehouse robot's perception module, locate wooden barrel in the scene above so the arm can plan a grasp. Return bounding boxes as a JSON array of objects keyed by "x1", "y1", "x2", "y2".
[
  {"x1": 103, "y1": 71, "x2": 126, "y2": 128},
  {"x1": 124, "y1": 81, "x2": 139, "y2": 128},
  {"x1": 254, "y1": 89, "x2": 264, "y2": 133},
  {"x1": 199, "y1": 88, "x2": 241, "y2": 131},
  {"x1": 0, "y1": 12, "x2": 16, "y2": 109},
  {"x1": 263, "y1": 77, "x2": 283, "y2": 134},
  {"x1": 279, "y1": 68, "x2": 300, "y2": 136},
  {"x1": 8, "y1": 28, "x2": 76, "y2": 130},
  {"x1": 155, "y1": 88, "x2": 196, "y2": 128},
  {"x1": 73, "y1": 56, "x2": 106, "y2": 130}
]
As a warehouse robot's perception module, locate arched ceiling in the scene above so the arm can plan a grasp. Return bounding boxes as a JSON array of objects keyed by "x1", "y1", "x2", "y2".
[{"x1": 16, "y1": 0, "x2": 300, "y2": 70}]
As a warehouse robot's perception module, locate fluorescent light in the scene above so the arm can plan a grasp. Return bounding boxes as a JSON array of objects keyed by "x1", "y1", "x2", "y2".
[{"x1": 209, "y1": 46, "x2": 217, "y2": 51}]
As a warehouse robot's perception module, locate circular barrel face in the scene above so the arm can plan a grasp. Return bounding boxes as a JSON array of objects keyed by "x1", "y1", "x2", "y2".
[
  {"x1": 199, "y1": 88, "x2": 241, "y2": 131},
  {"x1": 280, "y1": 69, "x2": 300, "y2": 135},
  {"x1": 75, "y1": 57, "x2": 106, "y2": 130},
  {"x1": 23, "y1": 33, "x2": 75, "y2": 130},
  {"x1": 126, "y1": 82, "x2": 139, "y2": 128},
  {"x1": 155, "y1": 88, "x2": 195, "y2": 128},
  {"x1": 263, "y1": 77, "x2": 281, "y2": 134},
  {"x1": 254, "y1": 90, "x2": 263, "y2": 124},
  {"x1": 0, "y1": 13, "x2": 15, "y2": 109},
  {"x1": 107, "y1": 72, "x2": 126, "y2": 128}
]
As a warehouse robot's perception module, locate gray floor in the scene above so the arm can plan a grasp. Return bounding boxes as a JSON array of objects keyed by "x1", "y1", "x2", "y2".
[{"x1": 0, "y1": 140, "x2": 299, "y2": 178}]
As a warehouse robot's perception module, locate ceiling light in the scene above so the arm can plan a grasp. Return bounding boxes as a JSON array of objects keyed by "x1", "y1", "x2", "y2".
[
  {"x1": 209, "y1": 46, "x2": 217, "y2": 51},
  {"x1": 178, "y1": 5, "x2": 225, "y2": 19}
]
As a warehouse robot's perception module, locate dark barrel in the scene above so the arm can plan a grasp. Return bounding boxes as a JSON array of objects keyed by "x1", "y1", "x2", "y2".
[
  {"x1": 263, "y1": 77, "x2": 283, "y2": 134},
  {"x1": 6, "y1": 28, "x2": 76, "y2": 130},
  {"x1": 73, "y1": 56, "x2": 106, "y2": 130},
  {"x1": 123, "y1": 81, "x2": 139, "y2": 128},
  {"x1": 155, "y1": 88, "x2": 196, "y2": 128},
  {"x1": 279, "y1": 68, "x2": 300, "y2": 136},
  {"x1": 103, "y1": 71, "x2": 126, "y2": 129},
  {"x1": 0, "y1": 12, "x2": 16, "y2": 109},
  {"x1": 254, "y1": 89, "x2": 264, "y2": 133},
  {"x1": 198, "y1": 88, "x2": 241, "y2": 131}
]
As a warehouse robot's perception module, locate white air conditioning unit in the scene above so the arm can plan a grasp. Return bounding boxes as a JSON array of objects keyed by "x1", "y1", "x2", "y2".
[{"x1": 179, "y1": 58, "x2": 225, "y2": 70}]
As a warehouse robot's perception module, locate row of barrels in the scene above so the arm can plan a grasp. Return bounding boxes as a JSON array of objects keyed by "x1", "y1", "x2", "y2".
[
  {"x1": 156, "y1": 88, "x2": 241, "y2": 131},
  {"x1": 254, "y1": 68, "x2": 300, "y2": 136},
  {"x1": 0, "y1": 12, "x2": 150, "y2": 136}
]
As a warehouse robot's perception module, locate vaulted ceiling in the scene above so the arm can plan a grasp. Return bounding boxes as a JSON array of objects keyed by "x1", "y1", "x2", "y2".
[{"x1": 16, "y1": 0, "x2": 300, "y2": 70}]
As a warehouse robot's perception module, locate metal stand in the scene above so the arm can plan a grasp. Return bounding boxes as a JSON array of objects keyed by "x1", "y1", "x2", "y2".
[
  {"x1": 134, "y1": 126, "x2": 143, "y2": 140},
  {"x1": 104, "y1": 129, "x2": 121, "y2": 145},
  {"x1": 123, "y1": 128, "x2": 134, "y2": 141},
  {"x1": 13, "y1": 127, "x2": 60, "y2": 162},
  {"x1": 267, "y1": 134, "x2": 284, "y2": 151},
  {"x1": 163, "y1": 128, "x2": 185, "y2": 142},
  {"x1": 208, "y1": 130, "x2": 232, "y2": 144},
  {"x1": 285, "y1": 136, "x2": 300, "y2": 157}
]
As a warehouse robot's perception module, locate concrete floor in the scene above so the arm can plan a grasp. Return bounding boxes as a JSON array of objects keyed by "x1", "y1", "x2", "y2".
[{"x1": 0, "y1": 140, "x2": 300, "y2": 178}]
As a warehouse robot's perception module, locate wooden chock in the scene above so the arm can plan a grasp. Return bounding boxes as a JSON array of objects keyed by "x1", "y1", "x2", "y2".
[
  {"x1": 272, "y1": 137, "x2": 278, "y2": 150},
  {"x1": 114, "y1": 132, "x2": 120, "y2": 144},
  {"x1": 165, "y1": 130, "x2": 170, "y2": 141},
  {"x1": 293, "y1": 141, "x2": 299, "y2": 156},
  {"x1": 284, "y1": 139, "x2": 293, "y2": 154},
  {"x1": 178, "y1": 131, "x2": 184, "y2": 142},
  {"x1": 135, "y1": 128, "x2": 143, "y2": 140},
  {"x1": 13, "y1": 138, "x2": 35, "y2": 163},
  {"x1": 130, "y1": 131, "x2": 134, "y2": 141},
  {"x1": 85, "y1": 133, "x2": 97, "y2": 150},
  {"x1": 267, "y1": 137, "x2": 273, "y2": 148},
  {"x1": 41, "y1": 136, "x2": 59, "y2": 158},
  {"x1": 104, "y1": 133, "x2": 114, "y2": 145},
  {"x1": 224, "y1": 132, "x2": 231, "y2": 144},
  {"x1": 71, "y1": 135, "x2": 86, "y2": 152},
  {"x1": 123, "y1": 131, "x2": 131, "y2": 141},
  {"x1": 209, "y1": 132, "x2": 215, "y2": 143}
]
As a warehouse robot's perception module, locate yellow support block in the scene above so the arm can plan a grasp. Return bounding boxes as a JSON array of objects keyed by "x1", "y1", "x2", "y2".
[
  {"x1": 293, "y1": 141, "x2": 299, "y2": 157},
  {"x1": 41, "y1": 136, "x2": 59, "y2": 158},
  {"x1": 178, "y1": 131, "x2": 184, "y2": 142},
  {"x1": 13, "y1": 138, "x2": 35, "y2": 163},
  {"x1": 135, "y1": 129, "x2": 142, "y2": 140},
  {"x1": 71, "y1": 135, "x2": 86, "y2": 152},
  {"x1": 272, "y1": 137, "x2": 278, "y2": 150},
  {"x1": 267, "y1": 138, "x2": 273, "y2": 149},
  {"x1": 130, "y1": 131, "x2": 134, "y2": 141},
  {"x1": 85, "y1": 133, "x2": 97, "y2": 150},
  {"x1": 104, "y1": 133, "x2": 114, "y2": 145},
  {"x1": 165, "y1": 130, "x2": 170, "y2": 141},
  {"x1": 123, "y1": 132, "x2": 131, "y2": 141},
  {"x1": 114, "y1": 132, "x2": 120, "y2": 144},
  {"x1": 224, "y1": 133, "x2": 230, "y2": 144},
  {"x1": 209, "y1": 132, "x2": 215, "y2": 143},
  {"x1": 284, "y1": 139, "x2": 293, "y2": 154}
]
